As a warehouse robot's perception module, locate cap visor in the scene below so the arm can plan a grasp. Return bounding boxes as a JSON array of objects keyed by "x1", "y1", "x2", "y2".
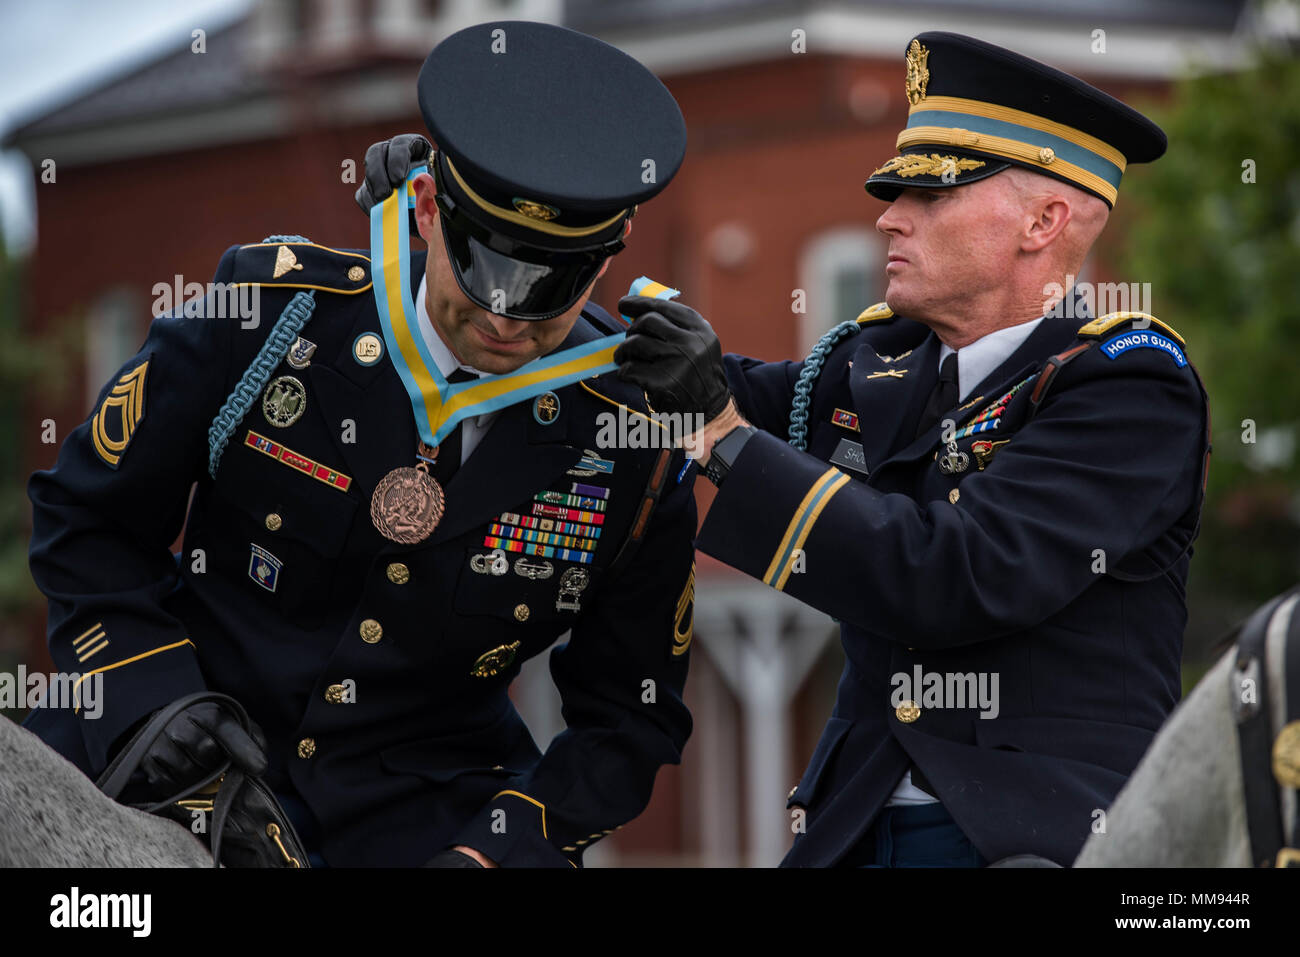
[{"x1": 441, "y1": 219, "x2": 605, "y2": 320}]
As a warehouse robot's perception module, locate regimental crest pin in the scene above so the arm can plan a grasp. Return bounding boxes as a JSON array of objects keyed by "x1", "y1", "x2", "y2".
[
  {"x1": 248, "y1": 544, "x2": 282, "y2": 592},
  {"x1": 263, "y1": 375, "x2": 307, "y2": 428},
  {"x1": 286, "y1": 336, "x2": 317, "y2": 370}
]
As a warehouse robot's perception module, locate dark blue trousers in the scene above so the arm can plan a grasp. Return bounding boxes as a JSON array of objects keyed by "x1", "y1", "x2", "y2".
[{"x1": 841, "y1": 802, "x2": 987, "y2": 868}]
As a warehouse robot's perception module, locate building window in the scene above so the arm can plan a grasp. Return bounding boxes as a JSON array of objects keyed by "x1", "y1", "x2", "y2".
[
  {"x1": 796, "y1": 228, "x2": 883, "y2": 357},
  {"x1": 85, "y1": 289, "x2": 141, "y2": 414}
]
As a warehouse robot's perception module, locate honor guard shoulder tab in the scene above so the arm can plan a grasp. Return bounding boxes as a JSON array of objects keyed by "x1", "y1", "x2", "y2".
[
  {"x1": 232, "y1": 240, "x2": 374, "y2": 295},
  {"x1": 1076, "y1": 311, "x2": 1185, "y2": 347},
  {"x1": 855, "y1": 302, "x2": 896, "y2": 325}
]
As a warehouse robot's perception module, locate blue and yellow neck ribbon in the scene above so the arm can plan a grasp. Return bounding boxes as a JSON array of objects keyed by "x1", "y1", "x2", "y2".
[{"x1": 369, "y1": 167, "x2": 677, "y2": 447}]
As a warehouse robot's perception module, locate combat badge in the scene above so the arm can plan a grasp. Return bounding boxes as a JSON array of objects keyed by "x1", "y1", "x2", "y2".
[
  {"x1": 263, "y1": 375, "x2": 307, "y2": 428},
  {"x1": 471, "y1": 641, "x2": 522, "y2": 678},
  {"x1": 91, "y1": 358, "x2": 149, "y2": 468},
  {"x1": 248, "y1": 544, "x2": 282, "y2": 592},
  {"x1": 514, "y1": 558, "x2": 554, "y2": 580},
  {"x1": 286, "y1": 336, "x2": 317, "y2": 370},
  {"x1": 470, "y1": 548, "x2": 509, "y2": 576},
  {"x1": 555, "y1": 567, "x2": 591, "y2": 613}
]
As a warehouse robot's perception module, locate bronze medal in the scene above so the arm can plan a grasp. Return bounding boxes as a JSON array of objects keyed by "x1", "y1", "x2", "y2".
[{"x1": 370, "y1": 466, "x2": 444, "y2": 544}]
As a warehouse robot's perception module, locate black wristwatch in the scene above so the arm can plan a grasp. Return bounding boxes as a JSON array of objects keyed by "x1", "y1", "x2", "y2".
[{"x1": 702, "y1": 425, "x2": 756, "y2": 486}]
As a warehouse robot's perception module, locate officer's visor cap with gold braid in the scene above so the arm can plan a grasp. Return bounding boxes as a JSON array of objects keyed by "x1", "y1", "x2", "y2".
[
  {"x1": 417, "y1": 20, "x2": 686, "y2": 319},
  {"x1": 865, "y1": 31, "x2": 1166, "y2": 208}
]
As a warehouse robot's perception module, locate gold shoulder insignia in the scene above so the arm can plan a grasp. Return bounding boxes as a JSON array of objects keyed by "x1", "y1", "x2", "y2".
[
  {"x1": 855, "y1": 302, "x2": 895, "y2": 325},
  {"x1": 91, "y1": 359, "x2": 149, "y2": 468},
  {"x1": 233, "y1": 240, "x2": 373, "y2": 295},
  {"x1": 1076, "y1": 312, "x2": 1185, "y2": 347}
]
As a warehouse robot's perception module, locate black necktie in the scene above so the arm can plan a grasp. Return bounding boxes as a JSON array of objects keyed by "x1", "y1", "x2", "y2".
[
  {"x1": 431, "y1": 368, "x2": 479, "y2": 484},
  {"x1": 915, "y1": 352, "x2": 960, "y2": 439}
]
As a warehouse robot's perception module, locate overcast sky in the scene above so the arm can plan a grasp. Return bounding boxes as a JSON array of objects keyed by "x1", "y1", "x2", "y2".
[{"x1": 0, "y1": 0, "x2": 250, "y2": 253}]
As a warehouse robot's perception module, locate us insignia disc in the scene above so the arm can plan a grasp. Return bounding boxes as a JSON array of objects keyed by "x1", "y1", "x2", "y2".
[
  {"x1": 370, "y1": 467, "x2": 444, "y2": 544},
  {"x1": 353, "y1": 332, "x2": 385, "y2": 366},
  {"x1": 263, "y1": 375, "x2": 307, "y2": 428}
]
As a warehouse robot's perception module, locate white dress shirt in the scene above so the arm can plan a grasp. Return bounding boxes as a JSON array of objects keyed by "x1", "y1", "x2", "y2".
[
  {"x1": 414, "y1": 275, "x2": 522, "y2": 464},
  {"x1": 886, "y1": 314, "x2": 1044, "y2": 807}
]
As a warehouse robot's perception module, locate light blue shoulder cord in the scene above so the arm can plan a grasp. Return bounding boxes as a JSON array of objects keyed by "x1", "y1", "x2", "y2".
[
  {"x1": 787, "y1": 320, "x2": 861, "y2": 450},
  {"x1": 205, "y1": 235, "x2": 318, "y2": 478}
]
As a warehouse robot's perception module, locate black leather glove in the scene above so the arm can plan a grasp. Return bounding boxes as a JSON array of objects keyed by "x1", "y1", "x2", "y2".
[
  {"x1": 424, "y1": 848, "x2": 487, "y2": 868},
  {"x1": 137, "y1": 701, "x2": 267, "y2": 798},
  {"x1": 354, "y1": 133, "x2": 433, "y2": 214},
  {"x1": 614, "y1": 296, "x2": 732, "y2": 420}
]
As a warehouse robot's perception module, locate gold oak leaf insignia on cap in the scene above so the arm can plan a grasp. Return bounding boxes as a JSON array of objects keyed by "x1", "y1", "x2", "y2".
[{"x1": 871, "y1": 154, "x2": 986, "y2": 180}]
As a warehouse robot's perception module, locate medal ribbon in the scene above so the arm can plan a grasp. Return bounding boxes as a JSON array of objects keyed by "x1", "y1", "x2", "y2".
[{"x1": 370, "y1": 166, "x2": 678, "y2": 446}]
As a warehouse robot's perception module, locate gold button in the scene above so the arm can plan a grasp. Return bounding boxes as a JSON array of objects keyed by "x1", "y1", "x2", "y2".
[
  {"x1": 359, "y1": 618, "x2": 383, "y2": 643},
  {"x1": 265, "y1": 513, "x2": 282, "y2": 531},
  {"x1": 1039, "y1": 146, "x2": 1056, "y2": 165},
  {"x1": 324, "y1": 683, "x2": 347, "y2": 704},
  {"x1": 347, "y1": 265, "x2": 366, "y2": 282},
  {"x1": 386, "y1": 562, "x2": 410, "y2": 585},
  {"x1": 513, "y1": 603, "x2": 530, "y2": 622},
  {"x1": 297, "y1": 737, "x2": 316, "y2": 759},
  {"x1": 788, "y1": 784, "x2": 798, "y2": 799},
  {"x1": 948, "y1": 488, "x2": 960, "y2": 505},
  {"x1": 896, "y1": 700, "x2": 921, "y2": 723}
]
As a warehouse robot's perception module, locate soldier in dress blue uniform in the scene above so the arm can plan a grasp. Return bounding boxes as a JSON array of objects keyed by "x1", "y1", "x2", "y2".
[
  {"x1": 613, "y1": 33, "x2": 1213, "y2": 866},
  {"x1": 24, "y1": 21, "x2": 698, "y2": 868}
]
